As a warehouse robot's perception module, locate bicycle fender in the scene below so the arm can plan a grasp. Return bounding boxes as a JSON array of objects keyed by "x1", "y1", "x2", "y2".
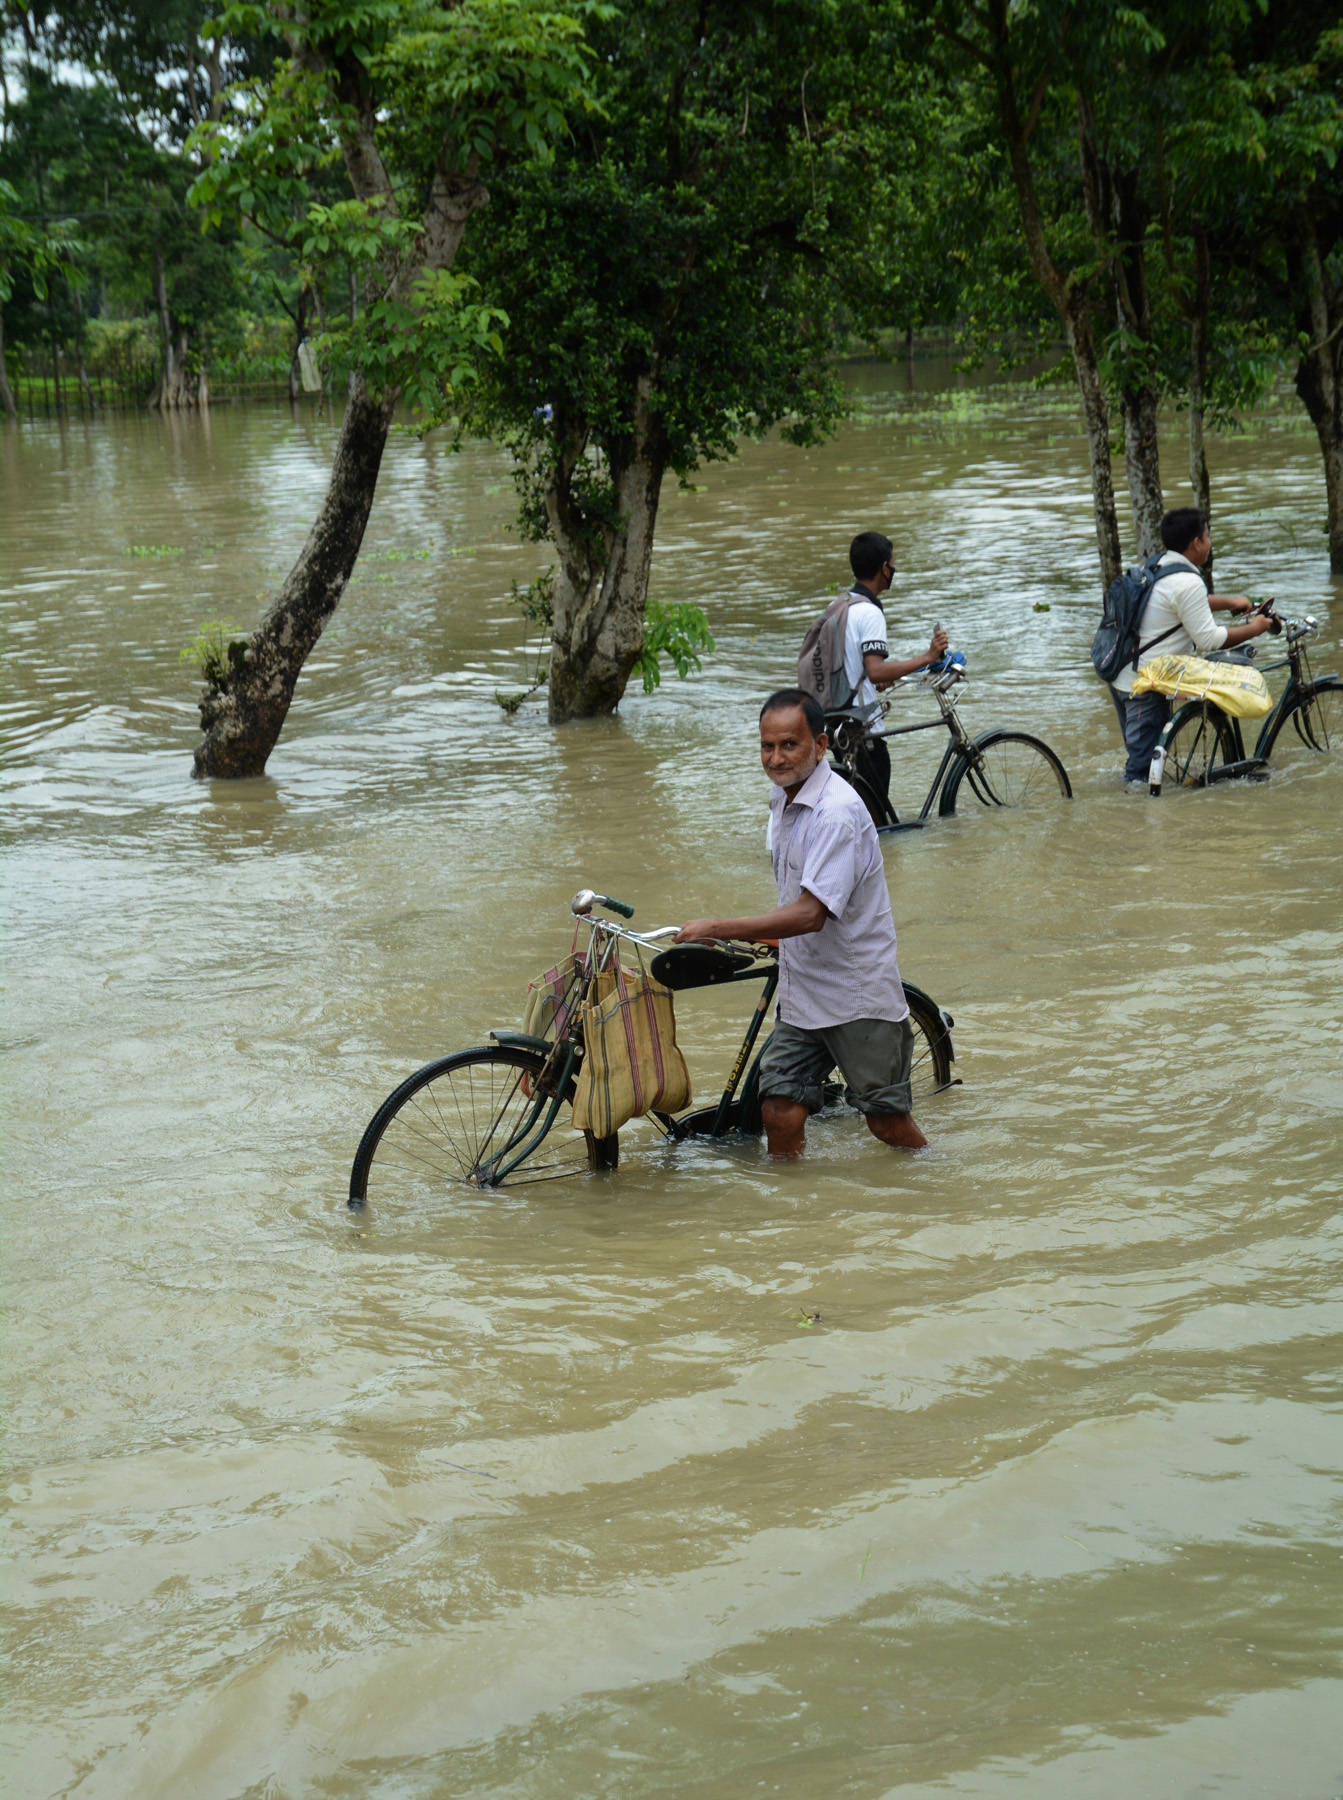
[{"x1": 488, "y1": 1030, "x2": 553, "y2": 1055}]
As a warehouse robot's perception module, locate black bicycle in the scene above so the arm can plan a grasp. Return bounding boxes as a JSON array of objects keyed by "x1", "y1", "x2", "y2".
[
  {"x1": 825, "y1": 655, "x2": 1072, "y2": 831},
  {"x1": 1148, "y1": 605, "x2": 1340, "y2": 792},
  {"x1": 348, "y1": 890, "x2": 958, "y2": 1204}
]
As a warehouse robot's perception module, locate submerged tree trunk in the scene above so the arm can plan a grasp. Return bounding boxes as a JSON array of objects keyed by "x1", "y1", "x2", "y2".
[
  {"x1": 189, "y1": 88, "x2": 487, "y2": 775},
  {"x1": 1120, "y1": 385, "x2": 1163, "y2": 558},
  {"x1": 1292, "y1": 209, "x2": 1343, "y2": 573},
  {"x1": 194, "y1": 374, "x2": 396, "y2": 777},
  {"x1": 148, "y1": 248, "x2": 178, "y2": 409},
  {"x1": 986, "y1": 4, "x2": 1122, "y2": 590},
  {"x1": 1187, "y1": 224, "x2": 1212, "y2": 526},
  {"x1": 72, "y1": 282, "x2": 95, "y2": 412},
  {"x1": 1109, "y1": 172, "x2": 1163, "y2": 557},
  {"x1": 1062, "y1": 296, "x2": 1123, "y2": 589},
  {"x1": 546, "y1": 380, "x2": 666, "y2": 720},
  {"x1": 0, "y1": 307, "x2": 16, "y2": 416}
]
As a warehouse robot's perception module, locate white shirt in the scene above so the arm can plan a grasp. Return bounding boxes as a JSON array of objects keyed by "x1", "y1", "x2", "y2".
[
  {"x1": 767, "y1": 759, "x2": 907, "y2": 1029},
  {"x1": 1112, "y1": 552, "x2": 1229, "y2": 695},
  {"x1": 841, "y1": 593, "x2": 889, "y2": 723}
]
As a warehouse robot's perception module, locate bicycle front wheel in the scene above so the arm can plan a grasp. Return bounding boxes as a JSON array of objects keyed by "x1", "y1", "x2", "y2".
[
  {"x1": 1161, "y1": 701, "x2": 1238, "y2": 788},
  {"x1": 349, "y1": 1046, "x2": 617, "y2": 1207},
  {"x1": 1260, "y1": 678, "x2": 1343, "y2": 764},
  {"x1": 938, "y1": 730, "x2": 1072, "y2": 815}
]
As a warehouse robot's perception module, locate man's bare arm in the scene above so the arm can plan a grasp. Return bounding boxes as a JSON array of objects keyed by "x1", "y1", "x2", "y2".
[
  {"x1": 865, "y1": 626, "x2": 949, "y2": 689},
  {"x1": 675, "y1": 891, "x2": 828, "y2": 944}
]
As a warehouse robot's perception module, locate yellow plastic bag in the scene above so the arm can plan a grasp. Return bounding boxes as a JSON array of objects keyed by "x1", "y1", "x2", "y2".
[
  {"x1": 571, "y1": 960, "x2": 692, "y2": 1136},
  {"x1": 1131, "y1": 653, "x2": 1271, "y2": 719}
]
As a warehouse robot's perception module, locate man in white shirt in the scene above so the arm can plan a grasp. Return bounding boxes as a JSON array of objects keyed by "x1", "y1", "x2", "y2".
[
  {"x1": 675, "y1": 689, "x2": 927, "y2": 1158},
  {"x1": 1110, "y1": 508, "x2": 1272, "y2": 783},
  {"x1": 839, "y1": 531, "x2": 948, "y2": 806}
]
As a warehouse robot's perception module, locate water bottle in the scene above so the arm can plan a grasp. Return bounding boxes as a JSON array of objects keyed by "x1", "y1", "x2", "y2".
[{"x1": 1148, "y1": 742, "x2": 1166, "y2": 795}]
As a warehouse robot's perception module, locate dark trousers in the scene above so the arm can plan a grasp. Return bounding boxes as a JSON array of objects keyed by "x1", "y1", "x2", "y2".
[
  {"x1": 854, "y1": 733, "x2": 891, "y2": 810},
  {"x1": 1110, "y1": 685, "x2": 1171, "y2": 785}
]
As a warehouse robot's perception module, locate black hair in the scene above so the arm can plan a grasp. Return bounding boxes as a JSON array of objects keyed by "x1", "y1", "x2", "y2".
[
  {"x1": 849, "y1": 531, "x2": 893, "y2": 581},
  {"x1": 1160, "y1": 507, "x2": 1208, "y2": 553},
  {"x1": 759, "y1": 689, "x2": 826, "y2": 737}
]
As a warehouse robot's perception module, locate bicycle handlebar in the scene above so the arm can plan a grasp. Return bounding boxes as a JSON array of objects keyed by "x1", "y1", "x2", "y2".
[{"x1": 570, "y1": 888, "x2": 636, "y2": 919}]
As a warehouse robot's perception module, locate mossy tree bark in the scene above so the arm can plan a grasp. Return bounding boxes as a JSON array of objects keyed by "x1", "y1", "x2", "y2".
[
  {"x1": 191, "y1": 36, "x2": 488, "y2": 776},
  {"x1": 193, "y1": 374, "x2": 396, "y2": 776},
  {"x1": 545, "y1": 380, "x2": 666, "y2": 722},
  {"x1": 1292, "y1": 209, "x2": 1343, "y2": 574},
  {"x1": 0, "y1": 307, "x2": 16, "y2": 416},
  {"x1": 186, "y1": 0, "x2": 594, "y2": 775},
  {"x1": 985, "y1": 0, "x2": 1122, "y2": 590}
]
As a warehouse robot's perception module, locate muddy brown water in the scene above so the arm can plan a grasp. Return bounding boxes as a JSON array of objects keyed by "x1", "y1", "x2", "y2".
[{"x1": 3, "y1": 366, "x2": 1341, "y2": 1798}]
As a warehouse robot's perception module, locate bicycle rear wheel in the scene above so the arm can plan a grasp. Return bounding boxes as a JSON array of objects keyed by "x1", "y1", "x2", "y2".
[
  {"x1": 1260, "y1": 678, "x2": 1343, "y2": 764},
  {"x1": 900, "y1": 981, "x2": 955, "y2": 1101},
  {"x1": 349, "y1": 1046, "x2": 617, "y2": 1207},
  {"x1": 733, "y1": 979, "x2": 954, "y2": 1136},
  {"x1": 1161, "y1": 701, "x2": 1238, "y2": 788},
  {"x1": 938, "y1": 730, "x2": 1071, "y2": 815},
  {"x1": 830, "y1": 761, "x2": 896, "y2": 828}
]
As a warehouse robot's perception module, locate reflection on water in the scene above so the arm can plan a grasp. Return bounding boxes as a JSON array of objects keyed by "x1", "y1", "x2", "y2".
[{"x1": 3, "y1": 374, "x2": 1341, "y2": 1799}]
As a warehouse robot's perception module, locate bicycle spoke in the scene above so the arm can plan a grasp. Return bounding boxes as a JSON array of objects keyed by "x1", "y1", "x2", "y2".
[{"x1": 354, "y1": 1049, "x2": 597, "y2": 1204}]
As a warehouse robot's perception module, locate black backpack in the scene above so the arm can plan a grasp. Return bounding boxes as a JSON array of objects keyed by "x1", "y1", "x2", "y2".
[{"x1": 1090, "y1": 555, "x2": 1187, "y2": 683}]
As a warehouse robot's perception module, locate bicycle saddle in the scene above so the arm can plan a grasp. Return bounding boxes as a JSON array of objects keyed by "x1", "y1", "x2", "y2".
[{"x1": 649, "y1": 941, "x2": 760, "y2": 990}]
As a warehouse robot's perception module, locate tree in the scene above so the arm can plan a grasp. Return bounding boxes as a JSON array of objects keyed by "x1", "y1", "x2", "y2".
[
  {"x1": 927, "y1": 0, "x2": 1130, "y2": 585},
  {"x1": 182, "y1": 0, "x2": 598, "y2": 776},
  {"x1": 2, "y1": 2, "x2": 261, "y2": 405},
  {"x1": 930, "y1": 0, "x2": 1343, "y2": 581},
  {"x1": 456, "y1": 0, "x2": 883, "y2": 721},
  {"x1": 0, "y1": 174, "x2": 81, "y2": 413}
]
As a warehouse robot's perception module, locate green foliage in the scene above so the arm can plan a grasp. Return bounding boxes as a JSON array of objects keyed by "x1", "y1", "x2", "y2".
[
  {"x1": 187, "y1": 0, "x2": 601, "y2": 413},
  {"x1": 632, "y1": 600, "x2": 715, "y2": 694},
  {"x1": 455, "y1": 0, "x2": 877, "y2": 605},
  {"x1": 492, "y1": 571, "x2": 554, "y2": 713},
  {"x1": 491, "y1": 575, "x2": 712, "y2": 708},
  {"x1": 179, "y1": 619, "x2": 246, "y2": 685}
]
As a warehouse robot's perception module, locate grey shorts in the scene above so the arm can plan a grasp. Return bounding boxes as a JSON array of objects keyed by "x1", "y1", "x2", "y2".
[{"x1": 756, "y1": 1016, "x2": 914, "y2": 1116}]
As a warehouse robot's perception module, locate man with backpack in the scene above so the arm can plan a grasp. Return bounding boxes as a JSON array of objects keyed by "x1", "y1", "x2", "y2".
[
  {"x1": 799, "y1": 531, "x2": 948, "y2": 808},
  {"x1": 1104, "y1": 508, "x2": 1271, "y2": 784}
]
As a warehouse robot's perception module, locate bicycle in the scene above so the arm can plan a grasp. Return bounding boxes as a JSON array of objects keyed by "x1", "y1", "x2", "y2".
[
  {"x1": 1147, "y1": 605, "x2": 1341, "y2": 793},
  {"x1": 824, "y1": 653, "x2": 1072, "y2": 832},
  {"x1": 348, "y1": 889, "x2": 958, "y2": 1205}
]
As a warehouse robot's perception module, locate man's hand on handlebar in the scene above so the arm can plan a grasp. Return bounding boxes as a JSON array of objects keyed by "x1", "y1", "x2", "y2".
[{"x1": 676, "y1": 919, "x2": 723, "y2": 944}]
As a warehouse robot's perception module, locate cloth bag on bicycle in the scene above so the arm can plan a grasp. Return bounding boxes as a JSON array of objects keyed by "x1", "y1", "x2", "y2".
[
  {"x1": 522, "y1": 952, "x2": 586, "y2": 1040},
  {"x1": 1131, "y1": 653, "x2": 1271, "y2": 719},
  {"x1": 571, "y1": 959, "x2": 692, "y2": 1137}
]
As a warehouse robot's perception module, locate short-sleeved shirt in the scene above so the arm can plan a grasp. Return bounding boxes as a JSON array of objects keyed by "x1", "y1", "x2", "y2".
[
  {"x1": 1112, "y1": 552, "x2": 1229, "y2": 695},
  {"x1": 767, "y1": 758, "x2": 907, "y2": 1029},
  {"x1": 841, "y1": 592, "x2": 889, "y2": 724}
]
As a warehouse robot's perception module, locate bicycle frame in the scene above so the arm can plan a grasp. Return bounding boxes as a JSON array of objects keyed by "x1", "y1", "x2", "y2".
[
  {"x1": 1163, "y1": 617, "x2": 1334, "y2": 779},
  {"x1": 829, "y1": 677, "x2": 975, "y2": 830},
  {"x1": 1249, "y1": 626, "x2": 1334, "y2": 758},
  {"x1": 349, "y1": 894, "x2": 962, "y2": 1201}
]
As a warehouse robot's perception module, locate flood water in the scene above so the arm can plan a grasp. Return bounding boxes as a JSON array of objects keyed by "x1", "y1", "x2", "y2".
[{"x1": 3, "y1": 367, "x2": 1341, "y2": 1799}]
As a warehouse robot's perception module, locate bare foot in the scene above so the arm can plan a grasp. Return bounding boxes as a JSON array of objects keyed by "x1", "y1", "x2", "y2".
[{"x1": 865, "y1": 1110, "x2": 927, "y2": 1150}]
